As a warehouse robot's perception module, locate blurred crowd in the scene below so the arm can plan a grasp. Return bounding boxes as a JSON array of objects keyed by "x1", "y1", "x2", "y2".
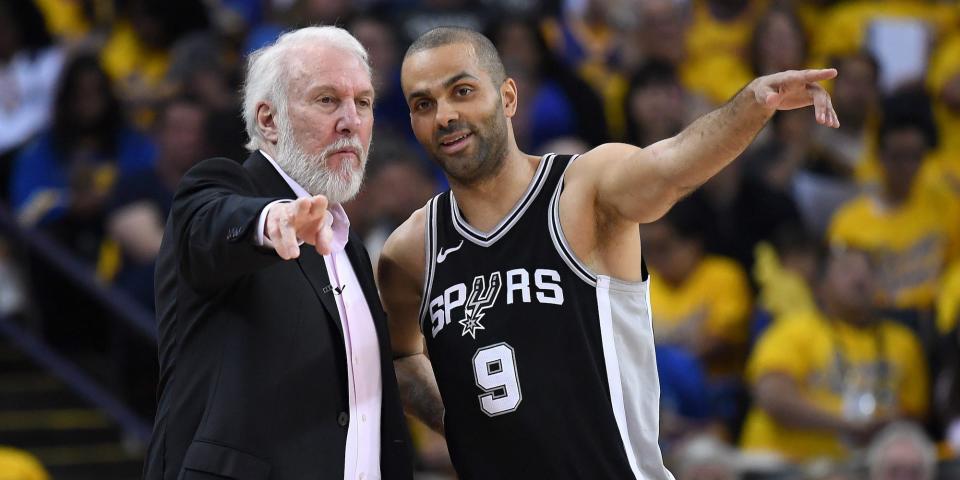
[{"x1": 1, "y1": 0, "x2": 959, "y2": 478}]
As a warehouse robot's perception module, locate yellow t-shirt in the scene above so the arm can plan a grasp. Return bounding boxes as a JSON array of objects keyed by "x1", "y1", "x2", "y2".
[
  {"x1": 650, "y1": 255, "x2": 753, "y2": 346},
  {"x1": 938, "y1": 261, "x2": 960, "y2": 335},
  {"x1": 752, "y1": 242, "x2": 817, "y2": 320},
  {"x1": 928, "y1": 32, "x2": 960, "y2": 160},
  {"x1": 100, "y1": 22, "x2": 171, "y2": 91},
  {"x1": 828, "y1": 191, "x2": 960, "y2": 310},
  {"x1": 812, "y1": 0, "x2": 958, "y2": 64},
  {"x1": 0, "y1": 447, "x2": 49, "y2": 480},
  {"x1": 680, "y1": 0, "x2": 768, "y2": 104},
  {"x1": 741, "y1": 311, "x2": 929, "y2": 461},
  {"x1": 917, "y1": 151, "x2": 960, "y2": 215},
  {"x1": 541, "y1": 18, "x2": 628, "y2": 138},
  {"x1": 33, "y1": 0, "x2": 91, "y2": 40}
]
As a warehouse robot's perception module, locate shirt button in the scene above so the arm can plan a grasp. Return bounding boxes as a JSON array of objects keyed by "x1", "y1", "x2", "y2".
[
  {"x1": 337, "y1": 412, "x2": 349, "y2": 427},
  {"x1": 361, "y1": 414, "x2": 367, "y2": 423},
  {"x1": 359, "y1": 473, "x2": 366, "y2": 480}
]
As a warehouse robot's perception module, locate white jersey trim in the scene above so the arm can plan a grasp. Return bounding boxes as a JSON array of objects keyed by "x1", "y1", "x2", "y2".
[
  {"x1": 417, "y1": 196, "x2": 440, "y2": 335},
  {"x1": 547, "y1": 155, "x2": 644, "y2": 293},
  {"x1": 450, "y1": 154, "x2": 555, "y2": 247}
]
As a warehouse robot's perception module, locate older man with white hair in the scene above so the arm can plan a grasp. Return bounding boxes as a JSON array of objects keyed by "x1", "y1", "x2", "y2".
[
  {"x1": 144, "y1": 26, "x2": 413, "y2": 480},
  {"x1": 867, "y1": 422, "x2": 937, "y2": 480}
]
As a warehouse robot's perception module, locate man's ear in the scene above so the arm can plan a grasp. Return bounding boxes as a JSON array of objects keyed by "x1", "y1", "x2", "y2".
[
  {"x1": 501, "y1": 78, "x2": 519, "y2": 118},
  {"x1": 257, "y1": 102, "x2": 280, "y2": 144}
]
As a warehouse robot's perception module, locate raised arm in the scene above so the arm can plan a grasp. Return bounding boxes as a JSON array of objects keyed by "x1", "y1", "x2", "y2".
[
  {"x1": 377, "y1": 208, "x2": 445, "y2": 434},
  {"x1": 571, "y1": 69, "x2": 839, "y2": 224}
]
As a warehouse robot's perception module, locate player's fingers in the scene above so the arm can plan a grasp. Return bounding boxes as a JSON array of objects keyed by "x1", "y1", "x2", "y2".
[
  {"x1": 801, "y1": 68, "x2": 837, "y2": 84},
  {"x1": 827, "y1": 95, "x2": 840, "y2": 128},
  {"x1": 810, "y1": 85, "x2": 828, "y2": 125},
  {"x1": 764, "y1": 90, "x2": 781, "y2": 108}
]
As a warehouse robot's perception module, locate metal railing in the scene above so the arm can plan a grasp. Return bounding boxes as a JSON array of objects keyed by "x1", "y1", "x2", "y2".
[{"x1": 0, "y1": 204, "x2": 155, "y2": 442}]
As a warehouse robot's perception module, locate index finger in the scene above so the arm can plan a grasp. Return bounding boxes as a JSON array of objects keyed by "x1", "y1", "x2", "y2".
[
  {"x1": 307, "y1": 194, "x2": 328, "y2": 217},
  {"x1": 802, "y1": 68, "x2": 838, "y2": 83}
]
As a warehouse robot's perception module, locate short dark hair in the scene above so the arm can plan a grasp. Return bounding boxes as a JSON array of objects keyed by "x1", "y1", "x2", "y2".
[
  {"x1": 155, "y1": 94, "x2": 207, "y2": 128},
  {"x1": 404, "y1": 27, "x2": 507, "y2": 86},
  {"x1": 0, "y1": 0, "x2": 53, "y2": 55},
  {"x1": 830, "y1": 50, "x2": 881, "y2": 86},
  {"x1": 878, "y1": 87, "x2": 938, "y2": 150}
]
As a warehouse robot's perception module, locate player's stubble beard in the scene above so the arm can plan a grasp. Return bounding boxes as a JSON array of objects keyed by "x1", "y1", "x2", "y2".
[
  {"x1": 273, "y1": 114, "x2": 370, "y2": 204},
  {"x1": 434, "y1": 95, "x2": 509, "y2": 187}
]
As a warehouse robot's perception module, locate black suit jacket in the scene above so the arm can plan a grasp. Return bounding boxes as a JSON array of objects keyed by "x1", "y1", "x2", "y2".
[{"x1": 143, "y1": 151, "x2": 413, "y2": 480}]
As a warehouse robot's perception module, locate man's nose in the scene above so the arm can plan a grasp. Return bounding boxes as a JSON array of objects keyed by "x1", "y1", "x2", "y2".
[
  {"x1": 435, "y1": 99, "x2": 459, "y2": 128},
  {"x1": 336, "y1": 100, "x2": 362, "y2": 134}
]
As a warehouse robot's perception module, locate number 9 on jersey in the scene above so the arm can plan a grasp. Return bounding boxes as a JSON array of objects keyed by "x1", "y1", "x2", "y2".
[{"x1": 473, "y1": 343, "x2": 522, "y2": 416}]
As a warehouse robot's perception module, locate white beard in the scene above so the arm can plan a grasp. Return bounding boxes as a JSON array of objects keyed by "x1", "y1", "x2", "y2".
[{"x1": 274, "y1": 120, "x2": 368, "y2": 204}]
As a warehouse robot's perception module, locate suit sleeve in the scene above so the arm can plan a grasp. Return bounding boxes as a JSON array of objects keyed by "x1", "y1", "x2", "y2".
[{"x1": 170, "y1": 157, "x2": 287, "y2": 291}]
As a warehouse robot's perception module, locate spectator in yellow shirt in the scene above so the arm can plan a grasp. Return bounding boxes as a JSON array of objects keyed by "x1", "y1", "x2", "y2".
[
  {"x1": 938, "y1": 261, "x2": 960, "y2": 335},
  {"x1": 100, "y1": 0, "x2": 209, "y2": 110},
  {"x1": 643, "y1": 200, "x2": 753, "y2": 377},
  {"x1": 829, "y1": 90, "x2": 959, "y2": 316},
  {"x1": 741, "y1": 247, "x2": 929, "y2": 462},
  {"x1": 0, "y1": 446, "x2": 48, "y2": 480},
  {"x1": 927, "y1": 31, "x2": 960, "y2": 161},
  {"x1": 681, "y1": 0, "x2": 769, "y2": 104},
  {"x1": 812, "y1": 0, "x2": 957, "y2": 67}
]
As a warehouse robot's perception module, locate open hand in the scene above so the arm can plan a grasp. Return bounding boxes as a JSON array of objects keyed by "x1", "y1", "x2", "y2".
[
  {"x1": 752, "y1": 69, "x2": 840, "y2": 128},
  {"x1": 264, "y1": 195, "x2": 333, "y2": 259}
]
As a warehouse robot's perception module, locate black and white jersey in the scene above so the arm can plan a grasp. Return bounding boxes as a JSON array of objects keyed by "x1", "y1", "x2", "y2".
[{"x1": 418, "y1": 154, "x2": 673, "y2": 479}]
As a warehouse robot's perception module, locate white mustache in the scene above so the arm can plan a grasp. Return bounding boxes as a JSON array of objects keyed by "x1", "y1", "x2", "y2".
[{"x1": 321, "y1": 137, "x2": 365, "y2": 162}]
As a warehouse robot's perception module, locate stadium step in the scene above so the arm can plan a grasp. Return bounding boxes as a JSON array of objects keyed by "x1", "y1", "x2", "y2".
[{"x1": 0, "y1": 341, "x2": 144, "y2": 479}]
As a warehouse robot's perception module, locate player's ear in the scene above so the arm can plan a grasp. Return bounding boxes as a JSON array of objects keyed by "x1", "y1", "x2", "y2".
[{"x1": 501, "y1": 78, "x2": 518, "y2": 118}]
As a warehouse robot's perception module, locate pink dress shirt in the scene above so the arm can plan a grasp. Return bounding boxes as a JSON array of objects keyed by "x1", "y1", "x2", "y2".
[{"x1": 256, "y1": 151, "x2": 382, "y2": 480}]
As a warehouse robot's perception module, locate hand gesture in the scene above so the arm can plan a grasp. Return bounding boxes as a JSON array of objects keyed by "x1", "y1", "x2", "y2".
[
  {"x1": 264, "y1": 195, "x2": 333, "y2": 259},
  {"x1": 752, "y1": 69, "x2": 840, "y2": 128}
]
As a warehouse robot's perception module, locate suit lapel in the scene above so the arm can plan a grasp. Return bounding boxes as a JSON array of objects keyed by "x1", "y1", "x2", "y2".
[
  {"x1": 244, "y1": 151, "x2": 345, "y2": 341},
  {"x1": 296, "y1": 249, "x2": 345, "y2": 342},
  {"x1": 244, "y1": 151, "x2": 296, "y2": 198}
]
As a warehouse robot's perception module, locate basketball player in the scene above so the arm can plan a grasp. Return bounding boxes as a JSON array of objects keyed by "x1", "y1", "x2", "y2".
[{"x1": 377, "y1": 27, "x2": 839, "y2": 479}]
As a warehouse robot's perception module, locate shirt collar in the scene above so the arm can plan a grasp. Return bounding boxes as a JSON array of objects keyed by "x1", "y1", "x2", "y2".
[{"x1": 260, "y1": 149, "x2": 351, "y2": 252}]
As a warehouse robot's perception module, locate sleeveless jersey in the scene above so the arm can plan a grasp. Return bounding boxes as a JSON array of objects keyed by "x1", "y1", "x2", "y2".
[{"x1": 418, "y1": 154, "x2": 673, "y2": 479}]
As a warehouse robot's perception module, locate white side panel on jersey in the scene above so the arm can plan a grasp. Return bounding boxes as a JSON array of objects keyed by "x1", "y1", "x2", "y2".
[{"x1": 601, "y1": 279, "x2": 675, "y2": 480}]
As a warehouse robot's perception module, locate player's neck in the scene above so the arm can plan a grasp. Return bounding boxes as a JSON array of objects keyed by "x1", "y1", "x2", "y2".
[{"x1": 450, "y1": 148, "x2": 539, "y2": 233}]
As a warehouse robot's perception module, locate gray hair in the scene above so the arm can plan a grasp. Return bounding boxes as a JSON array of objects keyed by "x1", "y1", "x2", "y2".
[
  {"x1": 242, "y1": 26, "x2": 370, "y2": 151},
  {"x1": 866, "y1": 422, "x2": 937, "y2": 480}
]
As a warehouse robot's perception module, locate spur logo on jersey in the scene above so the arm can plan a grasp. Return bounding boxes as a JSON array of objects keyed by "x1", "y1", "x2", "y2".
[
  {"x1": 458, "y1": 272, "x2": 501, "y2": 339},
  {"x1": 428, "y1": 268, "x2": 564, "y2": 338}
]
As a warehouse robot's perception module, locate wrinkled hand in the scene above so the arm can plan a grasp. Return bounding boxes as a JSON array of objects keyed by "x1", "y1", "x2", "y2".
[
  {"x1": 264, "y1": 195, "x2": 333, "y2": 259},
  {"x1": 752, "y1": 69, "x2": 840, "y2": 128}
]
